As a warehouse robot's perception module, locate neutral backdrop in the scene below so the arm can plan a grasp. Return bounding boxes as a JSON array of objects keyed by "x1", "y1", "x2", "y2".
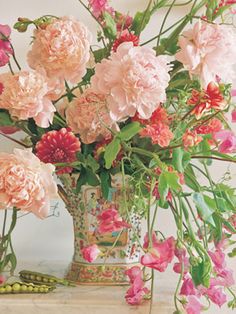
[{"x1": 0, "y1": 1, "x2": 236, "y2": 313}]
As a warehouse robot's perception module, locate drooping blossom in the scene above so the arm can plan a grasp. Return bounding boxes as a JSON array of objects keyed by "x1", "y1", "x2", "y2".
[
  {"x1": 173, "y1": 248, "x2": 190, "y2": 274},
  {"x1": 203, "y1": 285, "x2": 227, "y2": 307},
  {"x1": 141, "y1": 236, "x2": 175, "y2": 272},
  {"x1": 125, "y1": 276, "x2": 150, "y2": 305},
  {"x1": 0, "y1": 71, "x2": 56, "y2": 128},
  {"x1": 184, "y1": 296, "x2": 204, "y2": 314},
  {"x1": 35, "y1": 128, "x2": 81, "y2": 174},
  {"x1": 214, "y1": 130, "x2": 236, "y2": 153},
  {"x1": 65, "y1": 89, "x2": 118, "y2": 144},
  {"x1": 27, "y1": 16, "x2": 92, "y2": 84},
  {"x1": 0, "y1": 149, "x2": 58, "y2": 218},
  {"x1": 180, "y1": 275, "x2": 198, "y2": 296},
  {"x1": 188, "y1": 82, "x2": 227, "y2": 120},
  {"x1": 91, "y1": 42, "x2": 171, "y2": 121},
  {"x1": 176, "y1": 21, "x2": 236, "y2": 86},
  {"x1": 112, "y1": 30, "x2": 139, "y2": 52},
  {"x1": 126, "y1": 266, "x2": 143, "y2": 284},
  {"x1": 88, "y1": 0, "x2": 114, "y2": 18},
  {"x1": 81, "y1": 244, "x2": 101, "y2": 263},
  {"x1": 182, "y1": 130, "x2": 202, "y2": 149},
  {"x1": 0, "y1": 24, "x2": 13, "y2": 67}
]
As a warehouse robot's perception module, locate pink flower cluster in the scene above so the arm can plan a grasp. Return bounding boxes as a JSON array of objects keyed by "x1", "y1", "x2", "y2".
[
  {"x1": 88, "y1": 0, "x2": 113, "y2": 18},
  {"x1": 97, "y1": 207, "x2": 131, "y2": 234},
  {"x1": 28, "y1": 16, "x2": 92, "y2": 85},
  {"x1": 0, "y1": 24, "x2": 13, "y2": 67},
  {"x1": 125, "y1": 266, "x2": 150, "y2": 305},
  {"x1": 0, "y1": 70, "x2": 56, "y2": 128},
  {"x1": 91, "y1": 42, "x2": 171, "y2": 122},
  {"x1": 65, "y1": 89, "x2": 117, "y2": 144},
  {"x1": 0, "y1": 149, "x2": 57, "y2": 218},
  {"x1": 176, "y1": 21, "x2": 236, "y2": 87}
]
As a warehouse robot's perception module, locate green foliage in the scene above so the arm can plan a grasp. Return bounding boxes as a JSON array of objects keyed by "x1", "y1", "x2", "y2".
[
  {"x1": 104, "y1": 138, "x2": 121, "y2": 169},
  {"x1": 100, "y1": 170, "x2": 111, "y2": 199},
  {"x1": 103, "y1": 12, "x2": 117, "y2": 39},
  {"x1": 131, "y1": 10, "x2": 151, "y2": 35},
  {"x1": 193, "y1": 193, "x2": 215, "y2": 227},
  {"x1": 172, "y1": 148, "x2": 191, "y2": 173},
  {"x1": 158, "y1": 171, "x2": 181, "y2": 202},
  {"x1": 191, "y1": 259, "x2": 212, "y2": 288},
  {"x1": 118, "y1": 122, "x2": 141, "y2": 141},
  {"x1": 0, "y1": 110, "x2": 14, "y2": 126}
]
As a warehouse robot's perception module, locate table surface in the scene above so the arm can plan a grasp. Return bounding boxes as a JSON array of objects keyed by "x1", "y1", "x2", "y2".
[{"x1": 0, "y1": 261, "x2": 235, "y2": 314}]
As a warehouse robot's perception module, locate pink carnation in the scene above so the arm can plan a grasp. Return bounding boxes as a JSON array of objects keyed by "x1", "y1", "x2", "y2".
[
  {"x1": 81, "y1": 244, "x2": 101, "y2": 263},
  {"x1": 0, "y1": 149, "x2": 58, "y2": 218},
  {"x1": 91, "y1": 42, "x2": 171, "y2": 121},
  {"x1": 0, "y1": 71, "x2": 56, "y2": 128},
  {"x1": 0, "y1": 24, "x2": 13, "y2": 67},
  {"x1": 65, "y1": 89, "x2": 117, "y2": 144},
  {"x1": 176, "y1": 21, "x2": 236, "y2": 87},
  {"x1": 27, "y1": 16, "x2": 92, "y2": 84}
]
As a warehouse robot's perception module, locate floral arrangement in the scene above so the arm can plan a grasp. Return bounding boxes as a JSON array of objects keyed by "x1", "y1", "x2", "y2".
[{"x1": 0, "y1": 0, "x2": 236, "y2": 312}]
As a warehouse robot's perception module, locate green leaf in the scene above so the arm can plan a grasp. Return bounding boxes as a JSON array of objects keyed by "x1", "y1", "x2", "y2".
[
  {"x1": 87, "y1": 155, "x2": 100, "y2": 172},
  {"x1": 193, "y1": 193, "x2": 216, "y2": 227},
  {"x1": 131, "y1": 10, "x2": 151, "y2": 35},
  {"x1": 104, "y1": 138, "x2": 121, "y2": 169},
  {"x1": 191, "y1": 259, "x2": 211, "y2": 288},
  {"x1": 103, "y1": 12, "x2": 117, "y2": 39},
  {"x1": 93, "y1": 48, "x2": 108, "y2": 63},
  {"x1": 86, "y1": 168, "x2": 100, "y2": 187},
  {"x1": 118, "y1": 122, "x2": 141, "y2": 141},
  {"x1": 0, "y1": 110, "x2": 14, "y2": 126},
  {"x1": 158, "y1": 172, "x2": 168, "y2": 202},
  {"x1": 184, "y1": 165, "x2": 200, "y2": 192},
  {"x1": 76, "y1": 167, "x2": 87, "y2": 193},
  {"x1": 100, "y1": 170, "x2": 111, "y2": 200},
  {"x1": 165, "y1": 172, "x2": 181, "y2": 191},
  {"x1": 172, "y1": 148, "x2": 191, "y2": 173}
]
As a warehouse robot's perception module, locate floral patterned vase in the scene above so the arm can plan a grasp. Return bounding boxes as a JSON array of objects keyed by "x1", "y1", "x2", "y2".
[{"x1": 59, "y1": 174, "x2": 141, "y2": 285}]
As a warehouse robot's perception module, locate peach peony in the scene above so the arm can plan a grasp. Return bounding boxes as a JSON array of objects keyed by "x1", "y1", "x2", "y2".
[
  {"x1": 65, "y1": 89, "x2": 118, "y2": 144},
  {"x1": 91, "y1": 42, "x2": 171, "y2": 121},
  {"x1": 27, "y1": 16, "x2": 92, "y2": 84},
  {"x1": 176, "y1": 21, "x2": 236, "y2": 87},
  {"x1": 0, "y1": 149, "x2": 58, "y2": 218},
  {"x1": 0, "y1": 71, "x2": 56, "y2": 128}
]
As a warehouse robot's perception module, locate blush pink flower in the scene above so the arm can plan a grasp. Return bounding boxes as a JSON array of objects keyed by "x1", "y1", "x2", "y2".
[
  {"x1": 184, "y1": 296, "x2": 204, "y2": 314},
  {"x1": 81, "y1": 244, "x2": 101, "y2": 263},
  {"x1": 182, "y1": 130, "x2": 202, "y2": 149},
  {"x1": 141, "y1": 236, "x2": 175, "y2": 272},
  {"x1": 125, "y1": 276, "x2": 150, "y2": 305},
  {"x1": 0, "y1": 24, "x2": 13, "y2": 67},
  {"x1": 91, "y1": 42, "x2": 171, "y2": 121},
  {"x1": 126, "y1": 266, "x2": 143, "y2": 284},
  {"x1": 97, "y1": 207, "x2": 131, "y2": 234},
  {"x1": 88, "y1": 0, "x2": 113, "y2": 18},
  {"x1": 27, "y1": 16, "x2": 92, "y2": 84},
  {"x1": 0, "y1": 149, "x2": 58, "y2": 218},
  {"x1": 0, "y1": 71, "x2": 56, "y2": 128},
  {"x1": 65, "y1": 89, "x2": 117, "y2": 144},
  {"x1": 35, "y1": 128, "x2": 81, "y2": 174},
  {"x1": 173, "y1": 248, "x2": 190, "y2": 274},
  {"x1": 200, "y1": 284, "x2": 227, "y2": 307},
  {"x1": 214, "y1": 130, "x2": 236, "y2": 153},
  {"x1": 176, "y1": 21, "x2": 236, "y2": 87},
  {"x1": 180, "y1": 275, "x2": 198, "y2": 296}
]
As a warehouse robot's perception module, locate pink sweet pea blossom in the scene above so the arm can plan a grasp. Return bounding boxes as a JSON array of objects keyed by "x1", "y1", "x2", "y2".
[
  {"x1": 97, "y1": 207, "x2": 131, "y2": 234},
  {"x1": 141, "y1": 236, "x2": 175, "y2": 272},
  {"x1": 0, "y1": 149, "x2": 58, "y2": 218},
  {"x1": 201, "y1": 284, "x2": 227, "y2": 307},
  {"x1": 173, "y1": 248, "x2": 190, "y2": 274},
  {"x1": 88, "y1": 0, "x2": 113, "y2": 18},
  {"x1": 0, "y1": 24, "x2": 13, "y2": 67},
  {"x1": 184, "y1": 296, "x2": 204, "y2": 314},
  {"x1": 180, "y1": 275, "x2": 198, "y2": 296},
  {"x1": 81, "y1": 244, "x2": 101, "y2": 262},
  {"x1": 214, "y1": 130, "x2": 236, "y2": 153},
  {"x1": 91, "y1": 42, "x2": 171, "y2": 122},
  {"x1": 176, "y1": 21, "x2": 236, "y2": 87},
  {"x1": 125, "y1": 266, "x2": 143, "y2": 284},
  {"x1": 125, "y1": 276, "x2": 150, "y2": 305}
]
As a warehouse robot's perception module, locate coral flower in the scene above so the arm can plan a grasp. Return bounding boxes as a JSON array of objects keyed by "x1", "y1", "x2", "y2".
[
  {"x1": 27, "y1": 16, "x2": 92, "y2": 85},
  {"x1": 182, "y1": 130, "x2": 202, "y2": 149},
  {"x1": 0, "y1": 24, "x2": 13, "y2": 67},
  {"x1": 112, "y1": 30, "x2": 139, "y2": 52},
  {"x1": 97, "y1": 207, "x2": 131, "y2": 234},
  {"x1": 140, "y1": 123, "x2": 173, "y2": 147},
  {"x1": 195, "y1": 118, "x2": 222, "y2": 135},
  {"x1": 81, "y1": 244, "x2": 101, "y2": 263},
  {"x1": 35, "y1": 128, "x2": 81, "y2": 174},
  {"x1": 91, "y1": 42, "x2": 171, "y2": 121}
]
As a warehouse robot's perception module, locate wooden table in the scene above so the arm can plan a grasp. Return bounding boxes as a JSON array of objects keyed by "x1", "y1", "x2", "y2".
[{"x1": 0, "y1": 261, "x2": 234, "y2": 314}]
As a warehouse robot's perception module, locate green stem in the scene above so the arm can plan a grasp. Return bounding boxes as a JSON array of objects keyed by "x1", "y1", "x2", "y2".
[{"x1": 149, "y1": 269, "x2": 155, "y2": 314}]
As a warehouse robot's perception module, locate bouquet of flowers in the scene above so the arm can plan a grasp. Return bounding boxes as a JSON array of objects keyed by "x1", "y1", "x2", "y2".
[{"x1": 0, "y1": 0, "x2": 236, "y2": 312}]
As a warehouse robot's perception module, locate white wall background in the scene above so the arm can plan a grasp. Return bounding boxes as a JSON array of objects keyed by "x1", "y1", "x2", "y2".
[{"x1": 0, "y1": 1, "x2": 236, "y2": 312}]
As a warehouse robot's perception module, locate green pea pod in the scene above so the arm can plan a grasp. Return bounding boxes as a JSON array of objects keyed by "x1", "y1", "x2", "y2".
[{"x1": 0, "y1": 281, "x2": 56, "y2": 294}]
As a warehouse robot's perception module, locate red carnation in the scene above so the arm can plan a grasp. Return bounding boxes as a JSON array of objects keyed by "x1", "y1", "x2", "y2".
[
  {"x1": 36, "y1": 128, "x2": 81, "y2": 174},
  {"x1": 112, "y1": 30, "x2": 139, "y2": 52}
]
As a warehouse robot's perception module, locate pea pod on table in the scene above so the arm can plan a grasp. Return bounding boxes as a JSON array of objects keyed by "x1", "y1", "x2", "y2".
[
  {"x1": 19, "y1": 270, "x2": 76, "y2": 287},
  {"x1": 0, "y1": 282, "x2": 56, "y2": 294}
]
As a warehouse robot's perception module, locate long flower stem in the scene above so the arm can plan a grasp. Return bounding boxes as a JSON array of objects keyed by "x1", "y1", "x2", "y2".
[{"x1": 149, "y1": 269, "x2": 155, "y2": 314}]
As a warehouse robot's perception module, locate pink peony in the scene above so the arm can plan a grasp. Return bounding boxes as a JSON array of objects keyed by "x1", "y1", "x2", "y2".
[
  {"x1": 97, "y1": 207, "x2": 131, "y2": 234},
  {"x1": 176, "y1": 21, "x2": 236, "y2": 87},
  {"x1": 91, "y1": 42, "x2": 171, "y2": 121},
  {"x1": 214, "y1": 130, "x2": 236, "y2": 153},
  {"x1": 125, "y1": 276, "x2": 150, "y2": 305},
  {"x1": 141, "y1": 236, "x2": 175, "y2": 272},
  {"x1": 65, "y1": 89, "x2": 117, "y2": 144},
  {"x1": 0, "y1": 149, "x2": 58, "y2": 218},
  {"x1": 0, "y1": 24, "x2": 13, "y2": 67},
  {"x1": 184, "y1": 296, "x2": 203, "y2": 314},
  {"x1": 27, "y1": 16, "x2": 92, "y2": 84},
  {"x1": 0, "y1": 71, "x2": 56, "y2": 128},
  {"x1": 81, "y1": 244, "x2": 101, "y2": 262}
]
